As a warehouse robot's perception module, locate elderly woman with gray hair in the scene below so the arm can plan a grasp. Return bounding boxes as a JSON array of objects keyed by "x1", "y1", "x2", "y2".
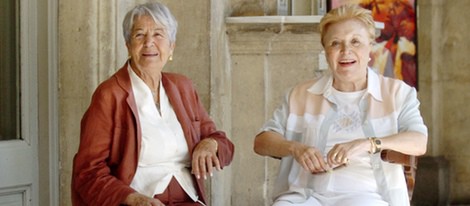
[{"x1": 71, "y1": 2, "x2": 234, "y2": 206}]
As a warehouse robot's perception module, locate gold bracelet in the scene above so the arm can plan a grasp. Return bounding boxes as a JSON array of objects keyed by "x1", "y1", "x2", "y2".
[
  {"x1": 368, "y1": 137, "x2": 382, "y2": 154},
  {"x1": 368, "y1": 137, "x2": 376, "y2": 154}
]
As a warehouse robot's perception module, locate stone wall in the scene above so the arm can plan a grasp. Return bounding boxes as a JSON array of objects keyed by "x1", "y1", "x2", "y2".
[
  {"x1": 227, "y1": 25, "x2": 323, "y2": 205},
  {"x1": 418, "y1": 0, "x2": 470, "y2": 203}
]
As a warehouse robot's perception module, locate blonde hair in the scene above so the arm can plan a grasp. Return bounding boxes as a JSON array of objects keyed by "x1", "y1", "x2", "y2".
[{"x1": 319, "y1": 4, "x2": 376, "y2": 46}]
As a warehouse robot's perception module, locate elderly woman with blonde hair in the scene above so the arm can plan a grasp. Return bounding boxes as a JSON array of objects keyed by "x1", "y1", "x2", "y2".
[{"x1": 254, "y1": 4, "x2": 427, "y2": 206}]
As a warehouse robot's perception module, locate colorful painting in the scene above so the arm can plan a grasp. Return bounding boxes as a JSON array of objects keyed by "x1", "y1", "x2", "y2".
[{"x1": 328, "y1": 0, "x2": 418, "y2": 88}]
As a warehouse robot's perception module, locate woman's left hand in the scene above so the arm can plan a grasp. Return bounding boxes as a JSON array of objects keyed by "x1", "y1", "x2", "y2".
[{"x1": 191, "y1": 138, "x2": 220, "y2": 180}]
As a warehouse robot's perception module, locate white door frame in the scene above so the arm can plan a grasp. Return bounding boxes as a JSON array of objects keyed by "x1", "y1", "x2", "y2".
[
  {"x1": 42, "y1": 0, "x2": 60, "y2": 204},
  {"x1": 37, "y1": 0, "x2": 60, "y2": 204},
  {"x1": 0, "y1": 0, "x2": 39, "y2": 205},
  {"x1": 0, "y1": 0, "x2": 59, "y2": 205}
]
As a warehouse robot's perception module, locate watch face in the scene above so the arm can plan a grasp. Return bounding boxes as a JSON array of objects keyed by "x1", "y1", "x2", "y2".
[{"x1": 375, "y1": 139, "x2": 381, "y2": 145}]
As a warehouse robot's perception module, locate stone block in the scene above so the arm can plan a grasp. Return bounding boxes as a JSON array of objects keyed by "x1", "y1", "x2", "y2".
[{"x1": 412, "y1": 156, "x2": 450, "y2": 206}]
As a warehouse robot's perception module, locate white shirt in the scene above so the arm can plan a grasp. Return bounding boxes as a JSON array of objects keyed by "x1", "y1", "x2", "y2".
[
  {"x1": 128, "y1": 66, "x2": 198, "y2": 201},
  {"x1": 311, "y1": 88, "x2": 378, "y2": 194}
]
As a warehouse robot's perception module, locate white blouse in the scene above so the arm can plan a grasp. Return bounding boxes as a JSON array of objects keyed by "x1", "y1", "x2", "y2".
[
  {"x1": 311, "y1": 88, "x2": 378, "y2": 194},
  {"x1": 128, "y1": 65, "x2": 198, "y2": 201}
]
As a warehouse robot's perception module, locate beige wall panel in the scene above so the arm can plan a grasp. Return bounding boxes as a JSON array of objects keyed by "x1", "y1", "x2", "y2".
[
  {"x1": 163, "y1": 0, "x2": 212, "y2": 108},
  {"x1": 439, "y1": 0, "x2": 470, "y2": 202},
  {"x1": 416, "y1": 0, "x2": 442, "y2": 157},
  {"x1": 230, "y1": 53, "x2": 267, "y2": 205},
  {"x1": 59, "y1": 1, "x2": 98, "y2": 205},
  {"x1": 450, "y1": 155, "x2": 470, "y2": 202},
  {"x1": 442, "y1": 82, "x2": 470, "y2": 202},
  {"x1": 231, "y1": 0, "x2": 277, "y2": 16},
  {"x1": 228, "y1": 29, "x2": 323, "y2": 205},
  {"x1": 209, "y1": 1, "x2": 233, "y2": 205}
]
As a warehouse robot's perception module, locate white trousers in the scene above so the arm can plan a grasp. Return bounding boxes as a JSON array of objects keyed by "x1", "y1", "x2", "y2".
[
  {"x1": 272, "y1": 194, "x2": 389, "y2": 206},
  {"x1": 273, "y1": 196, "x2": 321, "y2": 206}
]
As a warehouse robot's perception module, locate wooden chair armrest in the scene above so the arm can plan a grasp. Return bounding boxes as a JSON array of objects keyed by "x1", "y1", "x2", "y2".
[
  {"x1": 381, "y1": 149, "x2": 417, "y2": 168},
  {"x1": 380, "y1": 149, "x2": 417, "y2": 200}
]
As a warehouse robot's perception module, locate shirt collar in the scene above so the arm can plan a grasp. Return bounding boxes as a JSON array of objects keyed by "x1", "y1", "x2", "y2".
[
  {"x1": 127, "y1": 63, "x2": 168, "y2": 114},
  {"x1": 367, "y1": 68, "x2": 383, "y2": 102},
  {"x1": 307, "y1": 67, "x2": 383, "y2": 102}
]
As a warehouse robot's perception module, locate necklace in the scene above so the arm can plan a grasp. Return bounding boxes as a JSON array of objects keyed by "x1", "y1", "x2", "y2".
[
  {"x1": 151, "y1": 89, "x2": 161, "y2": 113},
  {"x1": 151, "y1": 90, "x2": 160, "y2": 103}
]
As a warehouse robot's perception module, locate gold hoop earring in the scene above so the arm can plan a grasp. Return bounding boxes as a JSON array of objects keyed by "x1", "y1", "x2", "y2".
[{"x1": 169, "y1": 55, "x2": 173, "y2": 61}]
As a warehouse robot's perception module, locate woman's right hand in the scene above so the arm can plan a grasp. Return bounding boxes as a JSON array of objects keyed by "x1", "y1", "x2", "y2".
[
  {"x1": 123, "y1": 192, "x2": 165, "y2": 206},
  {"x1": 290, "y1": 142, "x2": 330, "y2": 173}
]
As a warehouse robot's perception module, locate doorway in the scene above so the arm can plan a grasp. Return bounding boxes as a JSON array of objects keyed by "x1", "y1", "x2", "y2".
[{"x1": 0, "y1": 0, "x2": 59, "y2": 205}]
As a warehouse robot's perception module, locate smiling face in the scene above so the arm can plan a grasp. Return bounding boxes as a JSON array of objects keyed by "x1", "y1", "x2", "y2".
[
  {"x1": 323, "y1": 19, "x2": 373, "y2": 91},
  {"x1": 126, "y1": 15, "x2": 174, "y2": 73}
]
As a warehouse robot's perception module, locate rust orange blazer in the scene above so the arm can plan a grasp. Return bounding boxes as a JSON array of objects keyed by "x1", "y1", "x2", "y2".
[{"x1": 72, "y1": 63, "x2": 234, "y2": 206}]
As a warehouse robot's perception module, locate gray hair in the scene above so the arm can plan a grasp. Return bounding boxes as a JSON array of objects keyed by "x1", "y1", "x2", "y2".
[{"x1": 122, "y1": 2, "x2": 178, "y2": 44}]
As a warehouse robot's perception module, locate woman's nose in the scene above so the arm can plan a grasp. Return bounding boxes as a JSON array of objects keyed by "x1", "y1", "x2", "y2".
[
  {"x1": 340, "y1": 43, "x2": 351, "y2": 53},
  {"x1": 144, "y1": 35, "x2": 154, "y2": 47}
]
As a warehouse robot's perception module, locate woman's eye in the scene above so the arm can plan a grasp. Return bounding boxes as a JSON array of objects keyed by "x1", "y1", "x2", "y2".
[
  {"x1": 352, "y1": 39, "x2": 361, "y2": 46},
  {"x1": 330, "y1": 41, "x2": 339, "y2": 47},
  {"x1": 134, "y1": 33, "x2": 144, "y2": 39},
  {"x1": 154, "y1": 33, "x2": 163, "y2": 37}
]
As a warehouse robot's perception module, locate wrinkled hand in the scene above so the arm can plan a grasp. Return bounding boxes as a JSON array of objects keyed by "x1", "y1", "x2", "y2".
[
  {"x1": 123, "y1": 192, "x2": 164, "y2": 206},
  {"x1": 192, "y1": 138, "x2": 220, "y2": 180},
  {"x1": 326, "y1": 138, "x2": 368, "y2": 166},
  {"x1": 291, "y1": 142, "x2": 329, "y2": 173}
]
